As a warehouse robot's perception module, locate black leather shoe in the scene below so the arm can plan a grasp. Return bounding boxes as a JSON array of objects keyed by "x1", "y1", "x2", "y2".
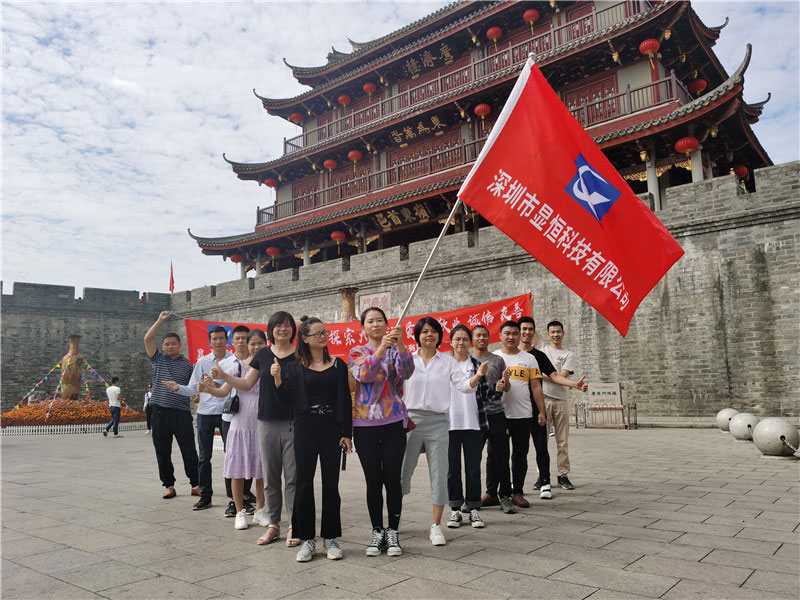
[{"x1": 193, "y1": 496, "x2": 212, "y2": 510}]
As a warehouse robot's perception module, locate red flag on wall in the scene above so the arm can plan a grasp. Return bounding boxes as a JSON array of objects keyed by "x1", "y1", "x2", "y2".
[
  {"x1": 169, "y1": 261, "x2": 175, "y2": 293},
  {"x1": 458, "y1": 58, "x2": 684, "y2": 336}
]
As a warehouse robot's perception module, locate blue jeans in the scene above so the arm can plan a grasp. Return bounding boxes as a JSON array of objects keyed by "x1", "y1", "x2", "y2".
[
  {"x1": 196, "y1": 413, "x2": 224, "y2": 497},
  {"x1": 105, "y1": 406, "x2": 121, "y2": 435}
]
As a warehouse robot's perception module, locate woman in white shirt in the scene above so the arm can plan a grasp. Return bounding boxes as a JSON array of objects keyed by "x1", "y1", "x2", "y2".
[{"x1": 400, "y1": 317, "x2": 485, "y2": 547}]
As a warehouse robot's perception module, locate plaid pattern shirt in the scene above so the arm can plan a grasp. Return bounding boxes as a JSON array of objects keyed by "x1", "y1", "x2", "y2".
[{"x1": 469, "y1": 356, "x2": 501, "y2": 431}]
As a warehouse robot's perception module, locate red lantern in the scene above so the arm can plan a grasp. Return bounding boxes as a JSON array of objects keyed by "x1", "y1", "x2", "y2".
[
  {"x1": 639, "y1": 38, "x2": 660, "y2": 69},
  {"x1": 230, "y1": 254, "x2": 243, "y2": 264},
  {"x1": 330, "y1": 230, "x2": 346, "y2": 255},
  {"x1": 263, "y1": 177, "x2": 277, "y2": 188},
  {"x1": 323, "y1": 159, "x2": 338, "y2": 173},
  {"x1": 732, "y1": 164, "x2": 748, "y2": 179},
  {"x1": 348, "y1": 150, "x2": 363, "y2": 173},
  {"x1": 289, "y1": 112, "x2": 303, "y2": 125},
  {"x1": 674, "y1": 136, "x2": 699, "y2": 157},
  {"x1": 486, "y1": 26, "x2": 502, "y2": 51},
  {"x1": 266, "y1": 246, "x2": 280, "y2": 267},
  {"x1": 523, "y1": 9, "x2": 540, "y2": 34},
  {"x1": 362, "y1": 82, "x2": 377, "y2": 100},
  {"x1": 687, "y1": 78, "x2": 707, "y2": 96},
  {"x1": 474, "y1": 103, "x2": 491, "y2": 133},
  {"x1": 338, "y1": 94, "x2": 351, "y2": 113}
]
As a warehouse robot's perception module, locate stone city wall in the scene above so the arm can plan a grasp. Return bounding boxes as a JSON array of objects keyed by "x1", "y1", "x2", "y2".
[
  {"x1": 170, "y1": 162, "x2": 800, "y2": 418},
  {"x1": 0, "y1": 284, "x2": 170, "y2": 413}
]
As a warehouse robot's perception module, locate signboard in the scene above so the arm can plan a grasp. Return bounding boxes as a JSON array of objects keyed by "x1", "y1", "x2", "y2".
[
  {"x1": 390, "y1": 114, "x2": 448, "y2": 148},
  {"x1": 402, "y1": 41, "x2": 457, "y2": 79},
  {"x1": 372, "y1": 201, "x2": 433, "y2": 232},
  {"x1": 359, "y1": 292, "x2": 391, "y2": 315},
  {"x1": 586, "y1": 382, "x2": 622, "y2": 404}
]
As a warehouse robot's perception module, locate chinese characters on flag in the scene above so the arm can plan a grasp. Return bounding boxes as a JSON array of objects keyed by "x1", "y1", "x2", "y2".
[
  {"x1": 183, "y1": 294, "x2": 530, "y2": 363},
  {"x1": 458, "y1": 58, "x2": 684, "y2": 336}
]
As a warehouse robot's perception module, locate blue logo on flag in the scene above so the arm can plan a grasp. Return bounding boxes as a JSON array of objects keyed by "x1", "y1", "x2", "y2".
[{"x1": 564, "y1": 154, "x2": 621, "y2": 224}]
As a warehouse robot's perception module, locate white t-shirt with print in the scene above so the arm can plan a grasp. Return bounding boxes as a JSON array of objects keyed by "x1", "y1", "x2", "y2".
[{"x1": 493, "y1": 349, "x2": 541, "y2": 419}]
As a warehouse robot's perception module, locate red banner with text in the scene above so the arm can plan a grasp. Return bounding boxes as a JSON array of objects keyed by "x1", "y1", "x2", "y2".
[{"x1": 183, "y1": 293, "x2": 531, "y2": 363}]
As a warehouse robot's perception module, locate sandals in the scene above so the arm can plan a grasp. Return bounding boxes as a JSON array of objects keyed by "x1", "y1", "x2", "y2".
[
  {"x1": 285, "y1": 526, "x2": 300, "y2": 548},
  {"x1": 162, "y1": 487, "x2": 176, "y2": 499},
  {"x1": 257, "y1": 524, "x2": 280, "y2": 546}
]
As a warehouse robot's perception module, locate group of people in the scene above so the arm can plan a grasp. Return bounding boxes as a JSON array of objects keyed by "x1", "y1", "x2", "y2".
[{"x1": 141, "y1": 305, "x2": 586, "y2": 562}]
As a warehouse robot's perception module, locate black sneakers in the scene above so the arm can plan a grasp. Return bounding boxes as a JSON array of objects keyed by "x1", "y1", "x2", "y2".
[
  {"x1": 558, "y1": 476, "x2": 575, "y2": 490},
  {"x1": 532, "y1": 477, "x2": 542, "y2": 490},
  {"x1": 193, "y1": 496, "x2": 212, "y2": 510},
  {"x1": 224, "y1": 500, "x2": 236, "y2": 517}
]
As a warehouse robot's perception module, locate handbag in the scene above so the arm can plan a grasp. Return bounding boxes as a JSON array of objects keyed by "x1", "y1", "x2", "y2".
[
  {"x1": 404, "y1": 415, "x2": 416, "y2": 432},
  {"x1": 222, "y1": 361, "x2": 242, "y2": 415}
]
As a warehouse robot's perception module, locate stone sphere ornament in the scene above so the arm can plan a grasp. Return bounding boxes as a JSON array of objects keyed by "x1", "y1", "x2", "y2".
[
  {"x1": 729, "y1": 413, "x2": 760, "y2": 441},
  {"x1": 716, "y1": 408, "x2": 739, "y2": 431},
  {"x1": 752, "y1": 418, "x2": 800, "y2": 458}
]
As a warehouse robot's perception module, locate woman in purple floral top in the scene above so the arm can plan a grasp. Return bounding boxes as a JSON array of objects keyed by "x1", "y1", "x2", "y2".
[{"x1": 349, "y1": 307, "x2": 414, "y2": 558}]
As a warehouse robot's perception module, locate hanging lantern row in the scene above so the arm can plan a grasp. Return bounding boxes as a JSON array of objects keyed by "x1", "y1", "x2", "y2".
[
  {"x1": 687, "y1": 78, "x2": 707, "y2": 96},
  {"x1": 474, "y1": 103, "x2": 491, "y2": 133},
  {"x1": 674, "y1": 136, "x2": 699, "y2": 157},
  {"x1": 486, "y1": 26, "x2": 502, "y2": 51},
  {"x1": 348, "y1": 150, "x2": 362, "y2": 172},
  {"x1": 323, "y1": 159, "x2": 338, "y2": 173},
  {"x1": 732, "y1": 165, "x2": 748, "y2": 179},
  {"x1": 523, "y1": 9, "x2": 540, "y2": 34},
  {"x1": 330, "y1": 230, "x2": 346, "y2": 255}
]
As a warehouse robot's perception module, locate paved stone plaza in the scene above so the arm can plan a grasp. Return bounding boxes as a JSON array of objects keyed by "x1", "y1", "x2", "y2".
[{"x1": 1, "y1": 428, "x2": 798, "y2": 599}]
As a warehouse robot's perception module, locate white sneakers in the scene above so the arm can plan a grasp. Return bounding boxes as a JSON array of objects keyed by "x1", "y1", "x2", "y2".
[
  {"x1": 540, "y1": 484, "x2": 553, "y2": 500},
  {"x1": 252, "y1": 507, "x2": 270, "y2": 527},
  {"x1": 429, "y1": 524, "x2": 446, "y2": 546},
  {"x1": 234, "y1": 510, "x2": 248, "y2": 530}
]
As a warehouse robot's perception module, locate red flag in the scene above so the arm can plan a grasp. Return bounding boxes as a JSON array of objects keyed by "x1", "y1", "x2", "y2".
[
  {"x1": 458, "y1": 58, "x2": 684, "y2": 336},
  {"x1": 169, "y1": 261, "x2": 175, "y2": 293}
]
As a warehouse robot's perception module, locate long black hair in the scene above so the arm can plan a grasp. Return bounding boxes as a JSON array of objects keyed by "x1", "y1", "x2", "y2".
[{"x1": 295, "y1": 316, "x2": 332, "y2": 368}]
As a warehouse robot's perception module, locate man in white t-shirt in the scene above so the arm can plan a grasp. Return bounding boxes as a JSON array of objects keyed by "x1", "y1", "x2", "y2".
[
  {"x1": 493, "y1": 321, "x2": 546, "y2": 509},
  {"x1": 537, "y1": 321, "x2": 577, "y2": 490},
  {"x1": 103, "y1": 377, "x2": 123, "y2": 438}
]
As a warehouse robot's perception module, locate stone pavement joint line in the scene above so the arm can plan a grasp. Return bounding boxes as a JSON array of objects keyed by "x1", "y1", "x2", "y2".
[{"x1": 1, "y1": 428, "x2": 798, "y2": 599}]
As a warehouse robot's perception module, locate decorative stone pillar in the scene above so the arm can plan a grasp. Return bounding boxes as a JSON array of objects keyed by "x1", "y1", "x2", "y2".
[
  {"x1": 339, "y1": 287, "x2": 359, "y2": 322},
  {"x1": 303, "y1": 238, "x2": 311, "y2": 266},
  {"x1": 645, "y1": 143, "x2": 661, "y2": 211},
  {"x1": 690, "y1": 148, "x2": 704, "y2": 183},
  {"x1": 239, "y1": 262, "x2": 246, "y2": 280}
]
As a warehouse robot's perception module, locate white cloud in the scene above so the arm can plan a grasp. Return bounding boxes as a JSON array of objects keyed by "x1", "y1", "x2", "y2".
[{"x1": 2, "y1": 1, "x2": 798, "y2": 297}]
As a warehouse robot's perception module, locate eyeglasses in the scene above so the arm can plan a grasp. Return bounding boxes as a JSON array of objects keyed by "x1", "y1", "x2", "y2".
[{"x1": 305, "y1": 330, "x2": 329, "y2": 339}]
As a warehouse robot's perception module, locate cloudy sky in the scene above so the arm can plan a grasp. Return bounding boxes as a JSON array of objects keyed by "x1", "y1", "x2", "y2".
[{"x1": 2, "y1": 1, "x2": 798, "y2": 298}]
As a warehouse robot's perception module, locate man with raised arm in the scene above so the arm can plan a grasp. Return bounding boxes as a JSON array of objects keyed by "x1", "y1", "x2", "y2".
[{"x1": 144, "y1": 310, "x2": 200, "y2": 500}]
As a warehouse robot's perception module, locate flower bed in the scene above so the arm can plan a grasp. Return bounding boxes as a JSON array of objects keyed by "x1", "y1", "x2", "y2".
[{"x1": 1, "y1": 399, "x2": 145, "y2": 427}]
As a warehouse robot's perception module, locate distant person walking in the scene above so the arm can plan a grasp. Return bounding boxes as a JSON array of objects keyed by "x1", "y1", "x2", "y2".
[
  {"x1": 144, "y1": 310, "x2": 200, "y2": 500},
  {"x1": 103, "y1": 377, "x2": 123, "y2": 438},
  {"x1": 143, "y1": 384, "x2": 153, "y2": 435}
]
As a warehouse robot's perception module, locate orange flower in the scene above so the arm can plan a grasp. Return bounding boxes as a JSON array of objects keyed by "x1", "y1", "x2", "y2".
[{"x1": 1, "y1": 401, "x2": 146, "y2": 427}]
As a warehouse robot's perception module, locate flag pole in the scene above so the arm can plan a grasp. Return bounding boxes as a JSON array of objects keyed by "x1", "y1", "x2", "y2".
[{"x1": 396, "y1": 199, "x2": 463, "y2": 324}]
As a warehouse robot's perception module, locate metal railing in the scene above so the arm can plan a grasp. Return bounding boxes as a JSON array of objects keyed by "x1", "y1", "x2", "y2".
[
  {"x1": 282, "y1": 0, "x2": 651, "y2": 154},
  {"x1": 258, "y1": 137, "x2": 487, "y2": 225},
  {"x1": 568, "y1": 71, "x2": 690, "y2": 128}
]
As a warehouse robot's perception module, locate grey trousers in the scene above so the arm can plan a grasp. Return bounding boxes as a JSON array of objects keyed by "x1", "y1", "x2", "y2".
[
  {"x1": 401, "y1": 410, "x2": 450, "y2": 506},
  {"x1": 258, "y1": 419, "x2": 296, "y2": 526}
]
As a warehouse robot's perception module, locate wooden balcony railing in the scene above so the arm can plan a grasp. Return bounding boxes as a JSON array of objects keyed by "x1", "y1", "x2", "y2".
[
  {"x1": 282, "y1": 0, "x2": 653, "y2": 154},
  {"x1": 257, "y1": 137, "x2": 487, "y2": 225},
  {"x1": 568, "y1": 70, "x2": 690, "y2": 128}
]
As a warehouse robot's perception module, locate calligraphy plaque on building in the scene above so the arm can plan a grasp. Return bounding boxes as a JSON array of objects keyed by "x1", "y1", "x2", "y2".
[
  {"x1": 389, "y1": 114, "x2": 448, "y2": 148},
  {"x1": 401, "y1": 41, "x2": 458, "y2": 80},
  {"x1": 372, "y1": 201, "x2": 433, "y2": 232}
]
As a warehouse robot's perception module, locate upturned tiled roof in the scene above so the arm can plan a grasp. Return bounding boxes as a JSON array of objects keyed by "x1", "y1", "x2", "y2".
[{"x1": 189, "y1": 176, "x2": 465, "y2": 247}]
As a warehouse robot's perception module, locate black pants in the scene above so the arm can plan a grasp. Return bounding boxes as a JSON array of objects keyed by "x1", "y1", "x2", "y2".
[
  {"x1": 291, "y1": 412, "x2": 342, "y2": 540},
  {"x1": 151, "y1": 405, "x2": 199, "y2": 489},
  {"x1": 485, "y1": 412, "x2": 512, "y2": 497},
  {"x1": 531, "y1": 403, "x2": 551, "y2": 486},
  {"x1": 145, "y1": 404, "x2": 153, "y2": 430},
  {"x1": 221, "y1": 420, "x2": 252, "y2": 500},
  {"x1": 354, "y1": 421, "x2": 406, "y2": 531},
  {"x1": 448, "y1": 429, "x2": 483, "y2": 510},
  {"x1": 196, "y1": 413, "x2": 225, "y2": 498},
  {"x1": 507, "y1": 417, "x2": 532, "y2": 494}
]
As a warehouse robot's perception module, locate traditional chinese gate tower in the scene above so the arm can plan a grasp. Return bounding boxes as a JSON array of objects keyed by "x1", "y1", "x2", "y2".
[{"x1": 190, "y1": 0, "x2": 771, "y2": 276}]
